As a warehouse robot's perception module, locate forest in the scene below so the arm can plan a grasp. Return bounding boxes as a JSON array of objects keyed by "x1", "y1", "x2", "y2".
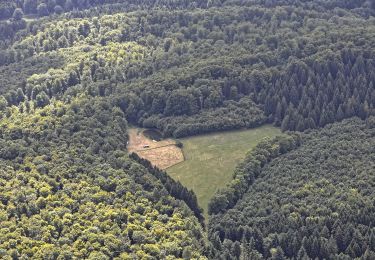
[
  {"x1": 0, "y1": 0, "x2": 374, "y2": 258},
  {"x1": 0, "y1": 96, "x2": 207, "y2": 259},
  {"x1": 208, "y1": 118, "x2": 375, "y2": 259},
  {"x1": 1, "y1": 0, "x2": 375, "y2": 138}
]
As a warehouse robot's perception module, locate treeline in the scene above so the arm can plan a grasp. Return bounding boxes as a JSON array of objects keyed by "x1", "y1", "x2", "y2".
[
  {"x1": 0, "y1": 0, "x2": 375, "y2": 258},
  {"x1": 208, "y1": 133, "x2": 301, "y2": 215},
  {"x1": 1, "y1": 4, "x2": 375, "y2": 137},
  {"x1": 142, "y1": 97, "x2": 266, "y2": 138},
  {"x1": 111, "y1": 6, "x2": 375, "y2": 135},
  {"x1": 261, "y1": 50, "x2": 375, "y2": 132},
  {"x1": 130, "y1": 152, "x2": 205, "y2": 224},
  {"x1": 0, "y1": 0, "x2": 111, "y2": 20},
  {"x1": 0, "y1": 0, "x2": 209, "y2": 43},
  {"x1": 0, "y1": 0, "x2": 209, "y2": 21},
  {"x1": 208, "y1": 118, "x2": 375, "y2": 259},
  {"x1": 224, "y1": 0, "x2": 372, "y2": 12},
  {"x1": 0, "y1": 15, "x2": 26, "y2": 42},
  {"x1": 1, "y1": 0, "x2": 373, "y2": 21}
]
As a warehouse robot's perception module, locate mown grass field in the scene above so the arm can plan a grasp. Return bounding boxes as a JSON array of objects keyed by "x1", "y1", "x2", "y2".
[{"x1": 167, "y1": 125, "x2": 282, "y2": 216}]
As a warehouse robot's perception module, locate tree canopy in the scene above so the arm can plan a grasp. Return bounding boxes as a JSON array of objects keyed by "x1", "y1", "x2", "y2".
[
  {"x1": 0, "y1": 0, "x2": 374, "y2": 258},
  {"x1": 208, "y1": 118, "x2": 375, "y2": 259}
]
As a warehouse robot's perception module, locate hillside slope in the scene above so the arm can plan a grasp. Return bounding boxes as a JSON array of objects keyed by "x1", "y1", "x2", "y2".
[
  {"x1": 1, "y1": 1, "x2": 375, "y2": 137},
  {"x1": 209, "y1": 118, "x2": 375, "y2": 259},
  {"x1": 0, "y1": 97, "x2": 207, "y2": 259},
  {"x1": 0, "y1": 0, "x2": 374, "y2": 259}
]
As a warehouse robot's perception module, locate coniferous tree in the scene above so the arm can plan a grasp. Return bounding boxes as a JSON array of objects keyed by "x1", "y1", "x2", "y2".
[{"x1": 12, "y1": 8, "x2": 24, "y2": 21}]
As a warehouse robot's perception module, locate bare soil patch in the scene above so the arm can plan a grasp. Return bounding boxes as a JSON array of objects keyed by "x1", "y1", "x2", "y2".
[{"x1": 127, "y1": 128, "x2": 184, "y2": 169}]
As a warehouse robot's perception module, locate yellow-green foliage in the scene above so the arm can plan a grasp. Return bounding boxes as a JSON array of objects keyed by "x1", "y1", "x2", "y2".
[
  {"x1": 0, "y1": 96, "x2": 207, "y2": 259},
  {"x1": 8, "y1": 15, "x2": 150, "y2": 107},
  {"x1": 0, "y1": 164, "x2": 206, "y2": 259}
]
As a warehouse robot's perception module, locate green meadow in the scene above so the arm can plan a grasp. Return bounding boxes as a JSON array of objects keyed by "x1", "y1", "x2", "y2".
[{"x1": 167, "y1": 125, "x2": 282, "y2": 216}]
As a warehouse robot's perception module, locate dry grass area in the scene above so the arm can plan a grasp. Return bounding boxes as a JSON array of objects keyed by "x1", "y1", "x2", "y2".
[
  {"x1": 136, "y1": 146, "x2": 184, "y2": 170},
  {"x1": 127, "y1": 128, "x2": 184, "y2": 169}
]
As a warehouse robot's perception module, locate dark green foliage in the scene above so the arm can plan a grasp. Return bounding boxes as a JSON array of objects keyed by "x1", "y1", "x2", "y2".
[
  {"x1": 37, "y1": 3, "x2": 49, "y2": 17},
  {"x1": 0, "y1": 95, "x2": 6, "y2": 111},
  {"x1": 208, "y1": 133, "x2": 301, "y2": 215},
  {"x1": 130, "y1": 152, "x2": 205, "y2": 224},
  {"x1": 0, "y1": 0, "x2": 374, "y2": 258},
  {"x1": 142, "y1": 129, "x2": 163, "y2": 141},
  {"x1": 54, "y1": 5, "x2": 63, "y2": 14},
  {"x1": 142, "y1": 98, "x2": 266, "y2": 138},
  {"x1": 175, "y1": 140, "x2": 183, "y2": 148},
  {"x1": 35, "y1": 91, "x2": 49, "y2": 107},
  {"x1": 23, "y1": 0, "x2": 37, "y2": 14},
  {"x1": 12, "y1": 8, "x2": 23, "y2": 20},
  {"x1": 1, "y1": 0, "x2": 375, "y2": 136},
  {"x1": 0, "y1": 1, "x2": 16, "y2": 20},
  {"x1": 209, "y1": 118, "x2": 375, "y2": 259},
  {"x1": 0, "y1": 55, "x2": 64, "y2": 94}
]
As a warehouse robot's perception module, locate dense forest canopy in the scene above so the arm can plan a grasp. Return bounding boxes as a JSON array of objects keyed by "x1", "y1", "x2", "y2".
[
  {"x1": 208, "y1": 118, "x2": 375, "y2": 259},
  {"x1": 1, "y1": 0, "x2": 375, "y2": 138},
  {"x1": 0, "y1": 0, "x2": 374, "y2": 21},
  {"x1": 0, "y1": 0, "x2": 374, "y2": 258},
  {"x1": 0, "y1": 96, "x2": 207, "y2": 259}
]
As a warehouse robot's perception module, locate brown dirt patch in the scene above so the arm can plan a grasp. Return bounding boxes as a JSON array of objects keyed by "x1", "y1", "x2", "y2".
[
  {"x1": 127, "y1": 128, "x2": 184, "y2": 169},
  {"x1": 136, "y1": 145, "x2": 184, "y2": 170}
]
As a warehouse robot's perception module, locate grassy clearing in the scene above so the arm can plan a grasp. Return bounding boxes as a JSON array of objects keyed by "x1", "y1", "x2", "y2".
[
  {"x1": 167, "y1": 125, "x2": 282, "y2": 216},
  {"x1": 127, "y1": 128, "x2": 184, "y2": 169}
]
